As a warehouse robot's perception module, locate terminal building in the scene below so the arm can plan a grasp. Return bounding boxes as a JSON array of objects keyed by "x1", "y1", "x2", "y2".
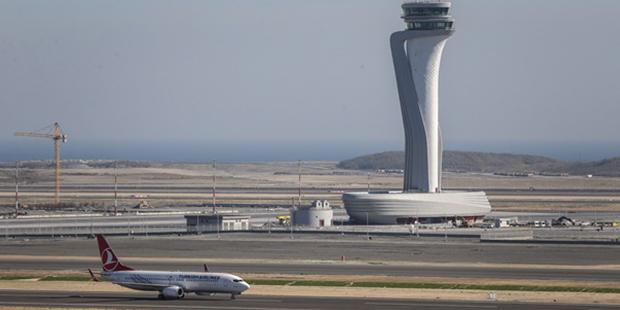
[{"x1": 343, "y1": 1, "x2": 491, "y2": 225}]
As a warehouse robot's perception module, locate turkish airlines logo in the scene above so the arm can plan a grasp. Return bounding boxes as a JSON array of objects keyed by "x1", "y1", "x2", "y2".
[{"x1": 102, "y1": 248, "x2": 119, "y2": 272}]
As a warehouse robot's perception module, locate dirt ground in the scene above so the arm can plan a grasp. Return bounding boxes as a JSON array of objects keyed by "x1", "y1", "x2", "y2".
[{"x1": 1, "y1": 162, "x2": 620, "y2": 212}]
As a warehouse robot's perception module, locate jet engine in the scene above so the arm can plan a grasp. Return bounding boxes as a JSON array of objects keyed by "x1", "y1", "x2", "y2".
[{"x1": 161, "y1": 286, "x2": 185, "y2": 299}]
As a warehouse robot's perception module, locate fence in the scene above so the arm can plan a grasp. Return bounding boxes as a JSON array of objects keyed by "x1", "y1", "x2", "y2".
[{"x1": 2, "y1": 221, "x2": 186, "y2": 238}]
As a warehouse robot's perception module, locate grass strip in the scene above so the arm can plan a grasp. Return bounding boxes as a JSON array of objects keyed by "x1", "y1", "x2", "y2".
[
  {"x1": 245, "y1": 279, "x2": 620, "y2": 294},
  {"x1": 351, "y1": 282, "x2": 620, "y2": 293},
  {"x1": 0, "y1": 275, "x2": 36, "y2": 280},
  {"x1": 246, "y1": 279, "x2": 293, "y2": 286},
  {"x1": 39, "y1": 275, "x2": 91, "y2": 282},
  {"x1": 290, "y1": 281, "x2": 349, "y2": 287}
]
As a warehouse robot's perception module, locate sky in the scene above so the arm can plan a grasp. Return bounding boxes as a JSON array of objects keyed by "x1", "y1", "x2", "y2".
[{"x1": 1, "y1": 0, "x2": 619, "y2": 161}]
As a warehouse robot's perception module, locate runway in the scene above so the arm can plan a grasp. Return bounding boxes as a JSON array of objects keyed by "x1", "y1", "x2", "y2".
[
  {"x1": 3, "y1": 236, "x2": 620, "y2": 265},
  {"x1": 2, "y1": 235, "x2": 620, "y2": 282},
  {"x1": 1, "y1": 256, "x2": 619, "y2": 282},
  {"x1": 0, "y1": 290, "x2": 616, "y2": 310}
]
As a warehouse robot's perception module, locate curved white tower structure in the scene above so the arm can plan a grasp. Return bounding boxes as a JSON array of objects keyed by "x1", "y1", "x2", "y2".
[
  {"x1": 343, "y1": 1, "x2": 491, "y2": 225},
  {"x1": 393, "y1": 1, "x2": 453, "y2": 193}
]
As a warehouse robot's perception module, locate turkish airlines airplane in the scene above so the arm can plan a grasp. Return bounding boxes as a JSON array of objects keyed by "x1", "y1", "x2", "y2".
[{"x1": 90, "y1": 234, "x2": 250, "y2": 300}]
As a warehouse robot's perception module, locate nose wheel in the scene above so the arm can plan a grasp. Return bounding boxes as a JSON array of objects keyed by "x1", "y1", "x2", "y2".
[{"x1": 230, "y1": 293, "x2": 237, "y2": 300}]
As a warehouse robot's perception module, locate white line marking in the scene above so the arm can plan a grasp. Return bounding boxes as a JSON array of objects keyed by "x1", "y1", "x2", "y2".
[{"x1": 366, "y1": 302, "x2": 498, "y2": 308}]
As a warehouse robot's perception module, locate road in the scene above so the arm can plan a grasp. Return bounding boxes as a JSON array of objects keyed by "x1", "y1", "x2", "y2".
[
  {"x1": 1, "y1": 184, "x2": 620, "y2": 195},
  {"x1": 0, "y1": 290, "x2": 616, "y2": 310}
]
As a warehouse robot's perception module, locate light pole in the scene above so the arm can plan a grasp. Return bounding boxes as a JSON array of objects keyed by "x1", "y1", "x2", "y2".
[
  {"x1": 290, "y1": 197, "x2": 295, "y2": 240},
  {"x1": 113, "y1": 161, "x2": 118, "y2": 216},
  {"x1": 366, "y1": 212, "x2": 370, "y2": 240},
  {"x1": 212, "y1": 161, "x2": 216, "y2": 214},
  {"x1": 216, "y1": 213, "x2": 220, "y2": 239},
  {"x1": 298, "y1": 160, "x2": 302, "y2": 206},
  {"x1": 14, "y1": 161, "x2": 19, "y2": 217},
  {"x1": 416, "y1": 219, "x2": 420, "y2": 238},
  {"x1": 444, "y1": 215, "x2": 448, "y2": 242}
]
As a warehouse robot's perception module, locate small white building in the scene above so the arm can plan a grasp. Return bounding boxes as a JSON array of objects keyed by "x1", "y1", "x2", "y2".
[{"x1": 292, "y1": 200, "x2": 333, "y2": 227}]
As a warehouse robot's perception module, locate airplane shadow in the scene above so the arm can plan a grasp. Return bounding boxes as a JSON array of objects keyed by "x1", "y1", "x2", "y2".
[{"x1": 37, "y1": 293, "x2": 237, "y2": 304}]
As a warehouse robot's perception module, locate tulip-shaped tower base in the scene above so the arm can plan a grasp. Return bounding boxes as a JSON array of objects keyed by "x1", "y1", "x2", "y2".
[{"x1": 343, "y1": 1, "x2": 490, "y2": 225}]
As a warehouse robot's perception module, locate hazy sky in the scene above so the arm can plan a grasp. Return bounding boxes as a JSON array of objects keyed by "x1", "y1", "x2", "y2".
[{"x1": 1, "y1": 0, "x2": 619, "y2": 161}]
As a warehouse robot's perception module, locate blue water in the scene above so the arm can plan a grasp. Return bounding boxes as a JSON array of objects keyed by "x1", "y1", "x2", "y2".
[
  {"x1": 0, "y1": 139, "x2": 618, "y2": 162},
  {"x1": 0, "y1": 139, "x2": 401, "y2": 162}
]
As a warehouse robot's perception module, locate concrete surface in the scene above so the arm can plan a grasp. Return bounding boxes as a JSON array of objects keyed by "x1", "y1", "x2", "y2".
[{"x1": 0, "y1": 290, "x2": 619, "y2": 310}]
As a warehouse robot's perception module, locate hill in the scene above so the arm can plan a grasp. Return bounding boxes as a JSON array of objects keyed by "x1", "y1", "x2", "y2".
[{"x1": 337, "y1": 151, "x2": 620, "y2": 177}]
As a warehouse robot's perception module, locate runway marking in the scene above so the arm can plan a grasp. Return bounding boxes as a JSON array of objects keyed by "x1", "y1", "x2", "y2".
[
  {"x1": 233, "y1": 298, "x2": 283, "y2": 301},
  {"x1": 0, "y1": 301, "x2": 310, "y2": 310},
  {"x1": 365, "y1": 301, "x2": 498, "y2": 308}
]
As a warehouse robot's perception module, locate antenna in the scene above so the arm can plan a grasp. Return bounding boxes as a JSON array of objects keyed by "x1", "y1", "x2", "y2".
[
  {"x1": 114, "y1": 161, "x2": 118, "y2": 216},
  {"x1": 297, "y1": 160, "x2": 302, "y2": 206},
  {"x1": 15, "y1": 161, "x2": 19, "y2": 216},
  {"x1": 212, "y1": 160, "x2": 216, "y2": 213}
]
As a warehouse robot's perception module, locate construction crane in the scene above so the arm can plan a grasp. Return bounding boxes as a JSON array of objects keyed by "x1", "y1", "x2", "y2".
[{"x1": 15, "y1": 122, "x2": 68, "y2": 205}]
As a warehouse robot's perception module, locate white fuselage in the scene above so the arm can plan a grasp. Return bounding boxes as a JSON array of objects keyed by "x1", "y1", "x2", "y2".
[{"x1": 102, "y1": 270, "x2": 250, "y2": 294}]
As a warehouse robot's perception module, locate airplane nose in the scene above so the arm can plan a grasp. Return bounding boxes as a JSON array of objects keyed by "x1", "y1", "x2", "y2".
[{"x1": 243, "y1": 282, "x2": 251, "y2": 291}]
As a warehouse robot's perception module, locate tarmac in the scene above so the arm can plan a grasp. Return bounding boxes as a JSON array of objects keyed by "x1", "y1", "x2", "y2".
[
  {"x1": 2, "y1": 255, "x2": 620, "y2": 282},
  {"x1": 2, "y1": 234, "x2": 620, "y2": 282},
  {"x1": 2, "y1": 234, "x2": 620, "y2": 265},
  {"x1": 0, "y1": 290, "x2": 618, "y2": 310}
]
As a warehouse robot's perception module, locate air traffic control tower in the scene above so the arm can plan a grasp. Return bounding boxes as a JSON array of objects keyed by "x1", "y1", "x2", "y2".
[
  {"x1": 343, "y1": 1, "x2": 491, "y2": 225},
  {"x1": 393, "y1": 1, "x2": 453, "y2": 193}
]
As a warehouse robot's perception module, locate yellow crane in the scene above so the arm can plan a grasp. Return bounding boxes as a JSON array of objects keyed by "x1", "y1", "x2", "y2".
[{"x1": 15, "y1": 122, "x2": 68, "y2": 205}]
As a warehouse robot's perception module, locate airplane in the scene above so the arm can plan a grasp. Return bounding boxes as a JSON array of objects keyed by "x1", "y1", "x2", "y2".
[{"x1": 89, "y1": 234, "x2": 250, "y2": 300}]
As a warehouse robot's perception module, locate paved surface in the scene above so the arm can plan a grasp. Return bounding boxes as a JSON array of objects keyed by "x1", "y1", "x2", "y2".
[
  {"x1": 2, "y1": 235, "x2": 620, "y2": 265},
  {"x1": 1, "y1": 184, "x2": 620, "y2": 194},
  {"x1": 2, "y1": 235, "x2": 620, "y2": 282},
  {"x1": 0, "y1": 290, "x2": 616, "y2": 310},
  {"x1": 1, "y1": 256, "x2": 619, "y2": 282}
]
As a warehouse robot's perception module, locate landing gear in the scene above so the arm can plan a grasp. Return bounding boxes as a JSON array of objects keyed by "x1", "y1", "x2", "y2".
[
  {"x1": 157, "y1": 293, "x2": 164, "y2": 300},
  {"x1": 230, "y1": 293, "x2": 237, "y2": 300}
]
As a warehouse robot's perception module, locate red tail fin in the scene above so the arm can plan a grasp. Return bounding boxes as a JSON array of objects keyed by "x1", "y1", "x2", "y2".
[{"x1": 95, "y1": 235, "x2": 133, "y2": 272}]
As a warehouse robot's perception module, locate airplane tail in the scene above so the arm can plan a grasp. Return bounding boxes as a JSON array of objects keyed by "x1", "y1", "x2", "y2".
[{"x1": 95, "y1": 234, "x2": 133, "y2": 272}]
